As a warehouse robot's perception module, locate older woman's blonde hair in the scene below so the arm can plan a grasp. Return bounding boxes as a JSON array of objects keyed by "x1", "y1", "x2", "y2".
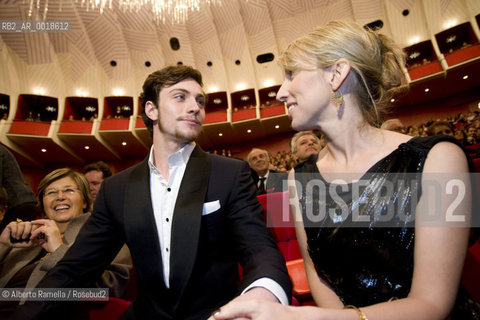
[
  {"x1": 278, "y1": 20, "x2": 406, "y2": 125},
  {"x1": 37, "y1": 168, "x2": 92, "y2": 215}
]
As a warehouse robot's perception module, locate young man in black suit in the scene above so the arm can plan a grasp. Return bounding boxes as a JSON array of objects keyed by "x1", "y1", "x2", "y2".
[{"x1": 14, "y1": 65, "x2": 291, "y2": 319}]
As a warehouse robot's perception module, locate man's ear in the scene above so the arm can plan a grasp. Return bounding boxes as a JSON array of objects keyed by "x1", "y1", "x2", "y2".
[
  {"x1": 330, "y1": 58, "x2": 351, "y2": 91},
  {"x1": 145, "y1": 101, "x2": 158, "y2": 121}
]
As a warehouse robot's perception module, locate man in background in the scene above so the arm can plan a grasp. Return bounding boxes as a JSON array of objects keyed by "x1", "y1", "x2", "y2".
[
  {"x1": 83, "y1": 161, "x2": 112, "y2": 202},
  {"x1": 290, "y1": 131, "x2": 321, "y2": 165},
  {"x1": 426, "y1": 121, "x2": 454, "y2": 136},
  {"x1": 247, "y1": 148, "x2": 287, "y2": 195}
]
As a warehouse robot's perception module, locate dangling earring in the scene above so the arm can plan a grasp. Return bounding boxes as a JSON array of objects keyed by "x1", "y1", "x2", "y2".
[{"x1": 331, "y1": 91, "x2": 344, "y2": 119}]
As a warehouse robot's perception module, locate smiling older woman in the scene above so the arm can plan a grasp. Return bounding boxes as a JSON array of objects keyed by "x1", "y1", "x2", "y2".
[{"x1": 0, "y1": 168, "x2": 131, "y2": 316}]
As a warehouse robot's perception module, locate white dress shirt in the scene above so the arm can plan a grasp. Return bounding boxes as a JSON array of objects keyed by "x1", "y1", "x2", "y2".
[
  {"x1": 148, "y1": 144, "x2": 288, "y2": 304},
  {"x1": 149, "y1": 143, "x2": 194, "y2": 288}
]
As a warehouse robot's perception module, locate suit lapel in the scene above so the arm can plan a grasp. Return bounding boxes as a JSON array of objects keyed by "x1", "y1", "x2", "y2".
[
  {"x1": 169, "y1": 146, "x2": 211, "y2": 306},
  {"x1": 124, "y1": 159, "x2": 165, "y2": 289},
  {"x1": 266, "y1": 174, "x2": 274, "y2": 190}
]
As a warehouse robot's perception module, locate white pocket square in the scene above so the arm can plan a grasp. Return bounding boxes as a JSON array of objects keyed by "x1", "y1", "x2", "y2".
[{"x1": 202, "y1": 200, "x2": 221, "y2": 215}]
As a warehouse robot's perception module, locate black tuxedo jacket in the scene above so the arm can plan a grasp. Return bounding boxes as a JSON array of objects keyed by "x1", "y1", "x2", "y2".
[
  {"x1": 15, "y1": 146, "x2": 291, "y2": 320},
  {"x1": 252, "y1": 169, "x2": 288, "y2": 194}
]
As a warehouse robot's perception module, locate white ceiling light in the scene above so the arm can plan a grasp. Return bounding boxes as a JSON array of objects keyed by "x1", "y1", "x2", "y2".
[
  {"x1": 408, "y1": 36, "x2": 420, "y2": 45},
  {"x1": 263, "y1": 80, "x2": 274, "y2": 87},
  {"x1": 113, "y1": 89, "x2": 124, "y2": 96},
  {"x1": 33, "y1": 88, "x2": 45, "y2": 95},
  {"x1": 444, "y1": 19, "x2": 457, "y2": 29},
  {"x1": 27, "y1": 0, "x2": 222, "y2": 24},
  {"x1": 76, "y1": 89, "x2": 88, "y2": 97},
  {"x1": 236, "y1": 83, "x2": 247, "y2": 91}
]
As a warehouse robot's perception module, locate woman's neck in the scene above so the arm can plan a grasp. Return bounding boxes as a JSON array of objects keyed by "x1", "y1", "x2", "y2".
[
  {"x1": 322, "y1": 124, "x2": 381, "y2": 165},
  {"x1": 56, "y1": 221, "x2": 68, "y2": 235}
]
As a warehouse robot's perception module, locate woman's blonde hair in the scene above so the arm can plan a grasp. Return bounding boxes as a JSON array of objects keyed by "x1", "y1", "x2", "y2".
[
  {"x1": 278, "y1": 20, "x2": 406, "y2": 125},
  {"x1": 37, "y1": 168, "x2": 92, "y2": 215}
]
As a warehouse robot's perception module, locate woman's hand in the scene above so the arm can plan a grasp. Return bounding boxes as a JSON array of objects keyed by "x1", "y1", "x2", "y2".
[
  {"x1": 30, "y1": 219, "x2": 63, "y2": 253},
  {"x1": 0, "y1": 220, "x2": 36, "y2": 247}
]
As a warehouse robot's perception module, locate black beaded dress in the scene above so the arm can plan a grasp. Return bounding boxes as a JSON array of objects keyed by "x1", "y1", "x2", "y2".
[{"x1": 294, "y1": 135, "x2": 479, "y2": 318}]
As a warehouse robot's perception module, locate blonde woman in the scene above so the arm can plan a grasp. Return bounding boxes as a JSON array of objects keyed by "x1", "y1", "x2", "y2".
[{"x1": 211, "y1": 20, "x2": 476, "y2": 320}]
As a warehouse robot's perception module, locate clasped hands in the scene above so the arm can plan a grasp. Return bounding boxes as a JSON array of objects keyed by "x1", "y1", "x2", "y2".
[{"x1": 0, "y1": 219, "x2": 62, "y2": 253}]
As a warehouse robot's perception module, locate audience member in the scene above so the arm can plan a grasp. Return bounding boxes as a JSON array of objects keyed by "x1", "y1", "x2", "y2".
[
  {"x1": 114, "y1": 106, "x2": 123, "y2": 119},
  {"x1": 0, "y1": 145, "x2": 38, "y2": 233},
  {"x1": 454, "y1": 128, "x2": 467, "y2": 146},
  {"x1": 270, "y1": 151, "x2": 296, "y2": 172},
  {"x1": 15, "y1": 65, "x2": 291, "y2": 319},
  {"x1": 465, "y1": 124, "x2": 478, "y2": 146},
  {"x1": 418, "y1": 124, "x2": 428, "y2": 136},
  {"x1": 0, "y1": 168, "x2": 131, "y2": 317},
  {"x1": 83, "y1": 161, "x2": 112, "y2": 202},
  {"x1": 212, "y1": 20, "x2": 475, "y2": 320},
  {"x1": 215, "y1": 110, "x2": 480, "y2": 169},
  {"x1": 380, "y1": 118, "x2": 405, "y2": 133},
  {"x1": 426, "y1": 120, "x2": 454, "y2": 136},
  {"x1": 247, "y1": 148, "x2": 288, "y2": 194},
  {"x1": 290, "y1": 131, "x2": 321, "y2": 164},
  {"x1": 406, "y1": 125, "x2": 418, "y2": 136}
]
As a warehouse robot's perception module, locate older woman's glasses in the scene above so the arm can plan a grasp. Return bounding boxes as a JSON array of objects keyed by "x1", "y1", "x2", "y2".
[{"x1": 44, "y1": 187, "x2": 79, "y2": 198}]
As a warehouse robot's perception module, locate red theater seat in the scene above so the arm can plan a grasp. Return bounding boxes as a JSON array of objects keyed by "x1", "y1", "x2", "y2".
[
  {"x1": 464, "y1": 144, "x2": 480, "y2": 157},
  {"x1": 258, "y1": 191, "x2": 301, "y2": 261},
  {"x1": 472, "y1": 158, "x2": 480, "y2": 173},
  {"x1": 257, "y1": 191, "x2": 313, "y2": 305},
  {"x1": 89, "y1": 297, "x2": 131, "y2": 320},
  {"x1": 286, "y1": 258, "x2": 312, "y2": 303}
]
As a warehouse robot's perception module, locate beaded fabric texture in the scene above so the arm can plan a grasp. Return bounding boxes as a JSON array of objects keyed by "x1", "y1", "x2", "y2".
[{"x1": 294, "y1": 135, "x2": 467, "y2": 307}]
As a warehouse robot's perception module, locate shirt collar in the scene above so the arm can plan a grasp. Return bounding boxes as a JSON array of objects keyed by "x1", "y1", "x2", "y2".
[
  {"x1": 260, "y1": 171, "x2": 269, "y2": 179},
  {"x1": 148, "y1": 142, "x2": 196, "y2": 173}
]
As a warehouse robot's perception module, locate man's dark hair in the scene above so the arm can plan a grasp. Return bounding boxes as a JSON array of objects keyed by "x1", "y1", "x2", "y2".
[
  {"x1": 139, "y1": 65, "x2": 204, "y2": 137},
  {"x1": 83, "y1": 161, "x2": 112, "y2": 179}
]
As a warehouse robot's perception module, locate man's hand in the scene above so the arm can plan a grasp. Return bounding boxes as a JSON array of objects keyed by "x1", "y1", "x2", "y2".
[{"x1": 207, "y1": 287, "x2": 279, "y2": 320}]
